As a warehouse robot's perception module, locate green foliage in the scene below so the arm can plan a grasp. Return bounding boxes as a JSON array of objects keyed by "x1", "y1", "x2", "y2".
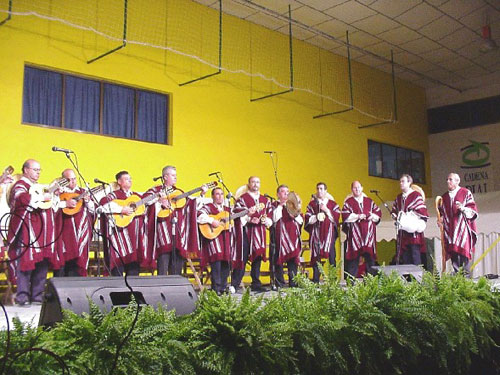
[{"x1": 1, "y1": 270, "x2": 500, "y2": 375}]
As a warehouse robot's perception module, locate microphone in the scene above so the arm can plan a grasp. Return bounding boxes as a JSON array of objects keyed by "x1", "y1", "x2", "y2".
[
  {"x1": 95, "y1": 206, "x2": 105, "y2": 215},
  {"x1": 370, "y1": 189, "x2": 380, "y2": 193},
  {"x1": 264, "y1": 151, "x2": 275, "y2": 154},
  {"x1": 264, "y1": 193, "x2": 275, "y2": 201},
  {"x1": 94, "y1": 178, "x2": 108, "y2": 185},
  {"x1": 52, "y1": 146, "x2": 73, "y2": 153},
  {"x1": 208, "y1": 171, "x2": 220, "y2": 176},
  {"x1": 153, "y1": 176, "x2": 163, "y2": 182}
]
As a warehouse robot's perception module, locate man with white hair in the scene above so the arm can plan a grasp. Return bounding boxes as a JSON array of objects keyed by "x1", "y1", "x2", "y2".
[{"x1": 438, "y1": 173, "x2": 478, "y2": 275}]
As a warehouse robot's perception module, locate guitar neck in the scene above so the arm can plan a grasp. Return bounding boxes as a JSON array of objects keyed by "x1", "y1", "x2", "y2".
[
  {"x1": 230, "y1": 209, "x2": 249, "y2": 220},
  {"x1": 175, "y1": 186, "x2": 201, "y2": 200},
  {"x1": 48, "y1": 182, "x2": 65, "y2": 194},
  {"x1": 75, "y1": 186, "x2": 103, "y2": 201},
  {"x1": 135, "y1": 190, "x2": 164, "y2": 207}
]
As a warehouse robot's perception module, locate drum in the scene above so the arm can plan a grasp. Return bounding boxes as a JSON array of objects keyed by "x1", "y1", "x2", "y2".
[
  {"x1": 397, "y1": 211, "x2": 426, "y2": 233},
  {"x1": 286, "y1": 191, "x2": 302, "y2": 217}
]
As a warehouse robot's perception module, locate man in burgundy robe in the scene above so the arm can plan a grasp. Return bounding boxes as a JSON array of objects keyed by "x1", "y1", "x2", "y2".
[
  {"x1": 391, "y1": 174, "x2": 429, "y2": 265},
  {"x1": 197, "y1": 187, "x2": 233, "y2": 295},
  {"x1": 143, "y1": 165, "x2": 205, "y2": 275},
  {"x1": 55, "y1": 169, "x2": 95, "y2": 276},
  {"x1": 305, "y1": 182, "x2": 340, "y2": 283},
  {"x1": 438, "y1": 173, "x2": 478, "y2": 276},
  {"x1": 271, "y1": 184, "x2": 303, "y2": 288},
  {"x1": 7, "y1": 159, "x2": 56, "y2": 305},
  {"x1": 98, "y1": 171, "x2": 144, "y2": 276},
  {"x1": 342, "y1": 181, "x2": 381, "y2": 277},
  {"x1": 230, "y1": 176, "x2": 272, "y2": 292}
]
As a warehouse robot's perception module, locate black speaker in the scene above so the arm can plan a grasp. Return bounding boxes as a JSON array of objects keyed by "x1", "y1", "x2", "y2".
[
  {"x1": 371, "y1": 265, "x2": 424, "y2": 283},
  {"x1": 39, "y1": 276, "x2": 197, "y2": 326}
]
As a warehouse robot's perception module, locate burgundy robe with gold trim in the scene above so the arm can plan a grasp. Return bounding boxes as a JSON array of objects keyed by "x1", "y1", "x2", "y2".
[
  {"x1": 7, "y1": 178, "x2": 57, "y2": 282},
  {"x1": 342, "y1": 196, "x2": 381, "y2": 261},
  {"x1": 232, "y1": 192, "x2": 271, "y2": 270},
  {"x1": 440, "y1": 187, "x2": 478, "y2": 260},
  {"x1": 305, "y1": 198, "x2": 340, "y2": 265}
]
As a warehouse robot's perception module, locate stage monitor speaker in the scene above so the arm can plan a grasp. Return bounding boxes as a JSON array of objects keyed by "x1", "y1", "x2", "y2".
[
  {"x1": 39, "y1": 276, "x2": 197, "y2": 326},
  {"x1": 371, "y1": 265, "x2": 424, "y2": 283}
]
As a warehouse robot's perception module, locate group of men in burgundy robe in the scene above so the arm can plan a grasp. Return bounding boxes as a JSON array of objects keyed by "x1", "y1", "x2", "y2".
[{"x1": 3, "y1": 157, "x2": 479, "y2": 305}]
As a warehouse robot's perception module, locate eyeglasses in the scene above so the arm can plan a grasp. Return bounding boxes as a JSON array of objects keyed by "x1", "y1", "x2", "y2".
[{"x1": 29, "y1": 168, "x2": 42, "y2": 172}]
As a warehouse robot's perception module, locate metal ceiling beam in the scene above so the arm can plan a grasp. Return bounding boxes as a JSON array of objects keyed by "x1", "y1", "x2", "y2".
[{"x1": 234, "y1": 0, "x2": 463, "y2": 92}]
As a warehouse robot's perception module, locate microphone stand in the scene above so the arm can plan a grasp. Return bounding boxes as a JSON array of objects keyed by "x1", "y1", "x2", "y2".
[
  {"x1": 268, "y1": 196, "x2": 278, "y2": 291},
  {"x1": 61, "y1": 151, "x2": 104, "y2": 276},
  {"x1": 371, "y1": 190, "x2": 400, "y2": 265},
  {"x1": 213, "y1": 172, "x2": 233, "y2": 292},
  {"x1": 266, "y1": 152, "x2": 280, "y2": 186}
]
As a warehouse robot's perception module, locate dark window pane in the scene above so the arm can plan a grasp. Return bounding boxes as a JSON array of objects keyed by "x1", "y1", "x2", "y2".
[
  {"x1": 137, "y1": 91, "x2": 167, "y2": 144},
  {"x1": 22, "y1": 66, "x2": 62, "y2": 126},
  {"x1": 103, "y1": 83, "x2": 135, "y2": 138},
  {"x1": 411, "y1": 151, "x2": 425, "y2": 183},
  {"x1": 382, "y1": 144, "x2": 397, "y2": 179},
  {"x1": 368, "y1": 141, "x2": 382, "y2": 176},
  {"x1": 397, "y1": 147, "x2": 411, "y2": 177},
  {"x1": 64, "y1": 76, "x2": 100, "y2": 133}
]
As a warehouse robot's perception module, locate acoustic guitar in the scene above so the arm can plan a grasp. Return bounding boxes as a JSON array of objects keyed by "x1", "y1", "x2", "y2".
[
  {"x1": 157, "y1": 181, "x2": 218, "y2": 218},
  {"x1": 60, "y1": 185, "x2": 106, "y2": 215},
  {"x1": 111, "y1": 187, "x2": 172, "y2": 228},
  {"x1": 199, "y1": 203, "x2": 264, "y2": 240},
  {"x1": 29, "y1": 178, "x2": 69, "y2": 210}
]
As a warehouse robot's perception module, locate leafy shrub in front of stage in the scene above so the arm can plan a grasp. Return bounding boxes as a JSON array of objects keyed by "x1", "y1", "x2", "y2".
[{"x1": 1, "y1": 270, "x2": 499, "y2": 374}]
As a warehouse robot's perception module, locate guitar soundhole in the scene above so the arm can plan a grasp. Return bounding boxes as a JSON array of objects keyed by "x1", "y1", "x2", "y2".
[{"x1": 130, "y1": 203, "x2": 136, "y2": 210}]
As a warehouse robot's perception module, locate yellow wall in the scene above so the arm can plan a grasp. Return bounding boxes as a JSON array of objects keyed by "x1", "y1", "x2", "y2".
[{"x1": 0, "y1": 0, "x2": 430, "y2": 211}]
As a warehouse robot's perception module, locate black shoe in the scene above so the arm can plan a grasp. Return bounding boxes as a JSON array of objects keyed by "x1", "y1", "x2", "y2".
[{"x1": 250, "y1": 285, "x2": 268, "y2": 293}]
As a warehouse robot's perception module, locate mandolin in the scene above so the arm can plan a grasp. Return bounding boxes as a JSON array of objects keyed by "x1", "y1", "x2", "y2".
[{"x1": 60, "y1": 185, "x2": 106, "y2": 215}]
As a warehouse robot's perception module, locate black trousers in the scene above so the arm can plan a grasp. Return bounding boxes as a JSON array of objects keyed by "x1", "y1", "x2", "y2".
[
  {"x1": 401, "y1": 244, "x2": 422, "y2": 265},
  {"x1": 157, "y1": 250, "x2": 184, "y2": 276},
  {"x1": 312, "y1": 240, "x2": 336, "y2": 283},
  {"x1": 451, "y1": 253, "x2": 471, "y2": 277},
  {"x1": 211, "y1": 260, "x2": 230, "y2": 293},
  {"x1": 111, "y1": 261, "x2": 140, "y2": 276},
  {"x1": 231, "y1": 232, "x2": 262, "y2": 288},
  {"x1": 53, "y1": 259, "x2": 82, "y2": 277},
  {"x1": 275, "y1": 261, "x2": 298, "y2": 287},
  {"x1": 15, "y1": 259, "x2": 48, "y2": 304},
  {"x1": 345, "y1": 254, "x2": 375, "y2": 278}
]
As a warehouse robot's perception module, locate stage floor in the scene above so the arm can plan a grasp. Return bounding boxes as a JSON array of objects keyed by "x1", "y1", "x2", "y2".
[{"x1": 1, "y1": 304, "x2": 42, "y2": 330}]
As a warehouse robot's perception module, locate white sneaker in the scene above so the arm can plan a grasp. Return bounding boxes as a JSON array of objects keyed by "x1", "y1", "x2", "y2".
[{"x1": 228, "y1": 286, "x2": 236, "y2": 294}]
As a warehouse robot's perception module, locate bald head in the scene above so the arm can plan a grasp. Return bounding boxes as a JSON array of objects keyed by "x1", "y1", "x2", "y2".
[
  {"x1": 62, "y1": 169, "x2": 77, "y2": 189},
  {"x1": 351, "y1": 180, "x2": 363, "y2": 198},
  {"x1": 22, "y1": 159, "x2": 41, "y2": 183}
]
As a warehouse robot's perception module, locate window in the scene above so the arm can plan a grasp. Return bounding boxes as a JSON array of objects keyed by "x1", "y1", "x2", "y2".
[
  {"x1": 22, "y1": 65, "x2": 169, "y2": 144},
  {"x1": 368, "y1": 140, "x2": 425, "y2": 183}
]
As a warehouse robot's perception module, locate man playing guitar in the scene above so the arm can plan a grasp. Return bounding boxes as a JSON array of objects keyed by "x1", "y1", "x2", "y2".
[
  {"x1": 7, "y1": 159, "x2": 57, "y2": 305},
  {"x1": 98, "y1": 171, "x2": 145, "y2": 276},
  {"x1": 55, "y1": 169, "x2": 96, "y2": 276},
  {"x1": 144, "y1": 165, "x2": 207, "y2": 276}
]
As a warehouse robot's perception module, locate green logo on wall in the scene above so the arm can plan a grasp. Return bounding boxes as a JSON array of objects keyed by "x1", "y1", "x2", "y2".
[{"x1": 460, "y1": 140, "x2": 490, "y2": 169}]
